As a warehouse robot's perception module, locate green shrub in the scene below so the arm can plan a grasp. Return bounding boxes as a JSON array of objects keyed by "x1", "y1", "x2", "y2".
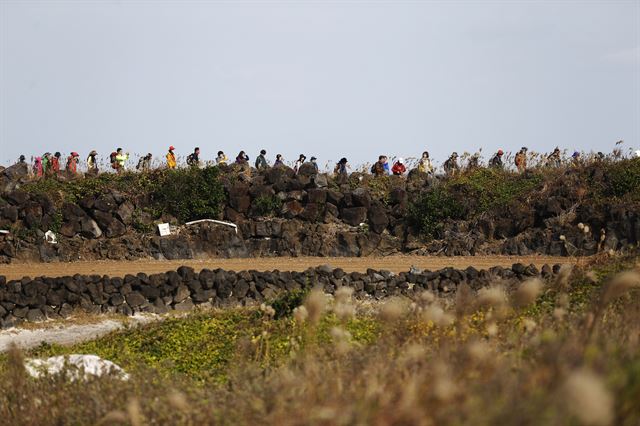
[
  {"x1": 449, "y1": 167, "x2": 543, "y2": 213},
  {"x1": 252, "y1": 195, "x2": 282, "y2": 217},
  {"x1": 150, "y1": 167, "x2": 225, "y2": 223},
  {"x1": 605, "y1": 157, "x2": 640, "y2": 198},
  {"x1": 269, "y1": 289, "x2": 308, "y2": 319},
  {"x1": 408, "y1": 186, "x2": 465, "y2": 239}
]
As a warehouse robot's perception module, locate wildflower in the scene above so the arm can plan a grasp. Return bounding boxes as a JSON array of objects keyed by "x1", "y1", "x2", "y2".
[
  {"x1": 167, "y1": 391, "x2": 189, "y2": 411},
  {"x1": 553, "y1": 307, "x2": 566, "y2": 321},
  {"x1": 127, "y1": 398, "x2": 143, "y2": 426},
  {"x1": 304, "y1": 289, "x2": 326, "y2": 325},
  {"x1": 486, "y1": 321, "x2": 498, "y2": 337},
  {"x1": 600, "y1": 271, "x2": 640, "y2": 305},
  {"x1": 259, "y1": 303, "x2": 276, "y2": 318},
  {"x1": 555, "y1": 265, "x2": 573, "y2": 290},
  {"x1": 329, "y1": 326, "x2": 352, "y2": 354},
  {"x1": 418, "y1": 290, "x2": 435, "y2": 305},
  {"x1": 477, "y1": 285, "x2": 507, "y2": 308},
  {"x1": 466, "y1": 340, "x2": 490, "y2": 363},
  {"x1": 334, "y1": 302, "x2": 356, "y2": 321},
  {"x1": 100, "y1": 411, "x2": 128, "y2": 424},
  {"x1": 513, "y1": 278, "x2": 543, "y2": 307},
  {"x1": 293, "y1": 305, "x2": 308, "y2": 323},
  {"x1": 379, "y1": 298, "x2": 406, "y2": 322},
  {"x1": 334, "y1": 286, "x2": 354, "y2": 304},
  {"x1": 432, "y1": 362, "x2": 458, "y2": 402},
  {"x1": 422, "y1": 304, "x2": 454, "y2": 326},
  {"x1": 562, "y1": 369, "x2": 613, "y2": 426},
  {"x1": 522, "y1": 318, "x2": 537, "y2": 333}
]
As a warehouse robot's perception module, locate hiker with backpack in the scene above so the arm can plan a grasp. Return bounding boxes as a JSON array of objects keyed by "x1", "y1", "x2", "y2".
[
  {"x1": 467, "y1": 153, "x2": 480, "y2": 170},
  {"x1": 515, "y1": 147, "x2": 528, "y2": 173},
  {"x1": 111, "y1": 148, "x2": 129, "y2": 173},
  {"x1": 546, "y1": 148, "x2": 562, "y2": 167},
  {"x1": 87, "y1": 150, "x2": 99, "y2": 174},
  {"x1": 443, "y1": 152, "x2": 459, "y2": 176},
  {"x1": 255, "y1": 150, "x2": 268, "y2": 170},
  {"x1": 334, "y1": 157, "x2": 348, "y2": 175},
  {"x1": 186, "y1": 147, "x2": 201, "y2": 168},
  {"x1": 371, "y1": 155, "x2": 387, "y2": 177},
  {"x1": 391, "y1": 158, "x2": 407, "y2": 176},
  {"x1": 66, "y1": 152, "x2": 80, "y2": 174},
  {"x1": 166, "y1": 146, "x2": 177, "y2": 169},
  {"x1": 489, "y1": 150, "x2": 504, "y2": 168}
]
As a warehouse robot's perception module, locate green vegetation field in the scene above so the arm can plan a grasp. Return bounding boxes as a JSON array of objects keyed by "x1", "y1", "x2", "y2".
[{"x1": 0, "y1": 253, "x2": 639, "y2": 425}]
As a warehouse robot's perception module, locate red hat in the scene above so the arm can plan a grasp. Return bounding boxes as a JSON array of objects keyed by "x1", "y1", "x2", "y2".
[
  {"x1": 497, "y1": 149, "x2": 503, "y2": 155},
  {"x1": 169, "y1": 146, "x2": 175, "y2": 151},
  {"x1": 72, "y1": 152, "x2": 79, "y2": 157}
]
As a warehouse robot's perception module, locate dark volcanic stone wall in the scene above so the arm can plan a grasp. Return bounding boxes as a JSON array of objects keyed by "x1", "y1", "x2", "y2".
[{"x1": 0, "y1": 263, "x2": 558, "y2": 327}]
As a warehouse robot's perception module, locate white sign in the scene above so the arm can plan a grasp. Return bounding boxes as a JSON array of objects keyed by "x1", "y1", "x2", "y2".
[{"x1": 157, "y1": 223, "x2": 171, "y2": 237}]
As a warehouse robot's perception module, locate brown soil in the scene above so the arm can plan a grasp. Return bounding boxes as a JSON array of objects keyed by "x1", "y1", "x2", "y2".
[{"x1": 0, "y1": 255, "x2": 581, "y2": 280}]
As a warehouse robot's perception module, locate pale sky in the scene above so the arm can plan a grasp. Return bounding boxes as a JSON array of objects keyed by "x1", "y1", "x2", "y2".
[{"x1": 1, "y1": 0, "x2": 639, "y2": 169}]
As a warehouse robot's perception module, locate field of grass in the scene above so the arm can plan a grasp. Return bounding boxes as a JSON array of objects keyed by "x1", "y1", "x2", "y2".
[{"x1": 1, "y1": 254, "x2": 639, "y2": 425}]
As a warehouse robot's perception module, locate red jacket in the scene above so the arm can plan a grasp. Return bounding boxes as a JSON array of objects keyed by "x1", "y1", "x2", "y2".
[{"x1": 392, "y1": 162, "x2": 406, "y2": 175}]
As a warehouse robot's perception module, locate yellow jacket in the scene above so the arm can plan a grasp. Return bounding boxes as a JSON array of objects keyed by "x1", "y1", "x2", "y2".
[{"x1": 166, "y1": 152, "x2": 176, "y2": 169}]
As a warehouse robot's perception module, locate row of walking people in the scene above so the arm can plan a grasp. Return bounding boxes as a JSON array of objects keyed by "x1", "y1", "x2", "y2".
[{"x1": 20, "y1": 145, "x2": 591, "y2": 178}]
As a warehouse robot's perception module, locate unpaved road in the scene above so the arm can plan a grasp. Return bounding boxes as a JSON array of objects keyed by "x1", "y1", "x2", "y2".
[
  {"x1": 0, "y1": 315, "x2": 156, "y2": 352},
  {"x1": 0, "y1": 255, "x2": 578, "y2": 280}
]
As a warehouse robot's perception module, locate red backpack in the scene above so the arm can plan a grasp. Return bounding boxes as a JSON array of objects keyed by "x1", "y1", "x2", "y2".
[{"x1": 110, "y1": 152, "x2": 118, "y2": 169}]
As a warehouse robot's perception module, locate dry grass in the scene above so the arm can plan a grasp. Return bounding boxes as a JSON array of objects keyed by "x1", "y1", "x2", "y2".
[{"x1": 0, "y1": 261, "x2": 639, "y2": 425}]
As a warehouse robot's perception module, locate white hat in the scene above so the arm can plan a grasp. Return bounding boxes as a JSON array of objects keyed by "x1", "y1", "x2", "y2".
[{"x1": 398, "y1": 158, "x2": 404, "y2": 163}]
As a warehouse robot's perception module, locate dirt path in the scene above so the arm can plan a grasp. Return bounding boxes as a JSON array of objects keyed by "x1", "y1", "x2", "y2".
[
  {"x1": 0, "y1": 315, "x2": 156, "y2": 352},
  {"x1": 0, "y1": 255, "x2": 578, "y2": 280}
]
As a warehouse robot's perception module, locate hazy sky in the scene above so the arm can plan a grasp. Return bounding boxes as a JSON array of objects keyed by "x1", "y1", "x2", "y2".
[{"x1": 1, "y1": 0, "x2": 638, "y2": 168}]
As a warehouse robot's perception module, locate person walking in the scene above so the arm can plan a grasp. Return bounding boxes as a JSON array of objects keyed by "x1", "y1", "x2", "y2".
[
  {"x1": 546, "y1": 148, "x2": 561, "y2": 167},
  {"x1": 515, "y1": 147, "x2": 528, "y2": 173},
  {"x1": 33, "y1": 156, "x2": 43, "y2": 178},
  {"x1": 186, "y1": 147, "x2": 201, "y2": 167},
  {"x1": 418, "y1": 151, "x2": 433, "y2": 174},
  {"x1": 137, "y1": 153, "x2": 153, "y2": 171},
  {"x1": 392, "y1": 158, "x2": 406, "y2": 175},
  {"x1": 372, "y1": 155, "x2": 387, "y2": 176},
  {"x1": 334, "y1": 157, "x2": 348, "y2": 175},
  {"x1": 66, "y1": 152, "x2": 80, "y2": 174},
  {"x1": 114, "y1": 148, "x2": 129, "y2": 173},
  {"x1": 489, "y1": 150, "x2": 504, "y2": 168},
  {"x1": 166, "y1": 146, "x2": 177, "y2": 169},
  {"x1": 42, "y1": 153, "x2": 51, "y2": 175},
  {"x1": 294, "y1": 154, "x2": 306, "y2": 174},
  {"x1": 255, "y1": 149, "x2": 268, "y2": 170},
  {"x1": 87, "y1": 150, "x2": 99, "y2": 174},
  {"x1": 443, "y1": 152, "x2": 459, "y2": 176},
  {"x1": 309, "y1": 156, "x2": 319, "y2": 173},
  {"x1": 51, "y1": 152, "x2": 61, "y2": 175}
]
